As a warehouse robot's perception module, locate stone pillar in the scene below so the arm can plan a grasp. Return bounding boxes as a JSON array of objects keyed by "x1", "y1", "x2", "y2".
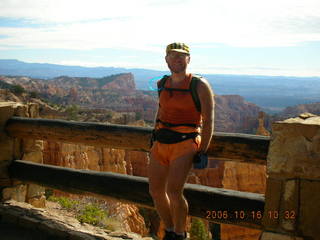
[
  {"x1": 261, "y1": 113, "x2": 320, "y2": 240},
  {"x1": 0, "y1": 101, "x2": 45, "y2": 207}
]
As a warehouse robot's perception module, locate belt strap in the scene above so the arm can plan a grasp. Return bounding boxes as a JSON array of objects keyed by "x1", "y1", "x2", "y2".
[
  {"x1": 154, "y1": 128, "x2": 199, "y2": 144},
  {"x1": 156, "y1": 119, "x2": 200, "y2": 128}
]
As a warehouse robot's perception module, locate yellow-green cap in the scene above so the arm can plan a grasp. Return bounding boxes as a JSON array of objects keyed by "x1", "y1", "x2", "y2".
[{"x1": 166, "y1": 42, "x2": 190, "y2": 55}]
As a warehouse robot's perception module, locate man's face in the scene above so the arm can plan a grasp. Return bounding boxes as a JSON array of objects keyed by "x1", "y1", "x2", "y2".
[{"x1": 165, "y1": 51, "x2": 190, "y2": 74}]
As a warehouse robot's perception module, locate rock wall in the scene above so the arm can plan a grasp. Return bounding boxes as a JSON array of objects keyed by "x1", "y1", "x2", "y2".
[
  {"x1": 43, "y1": 142, "x2": 127, "y2": 173},
  {"x1": 261, "y1": 113, "x2": 320, "y2": 240}
]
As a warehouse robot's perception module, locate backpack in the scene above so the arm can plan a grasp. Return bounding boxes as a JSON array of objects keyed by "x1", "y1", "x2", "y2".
[{"x1": 157, "y1": 74, "x2": 202, "y2": 112}]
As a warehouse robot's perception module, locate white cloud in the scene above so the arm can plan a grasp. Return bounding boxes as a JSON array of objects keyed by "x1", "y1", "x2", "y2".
[
  {"x1": 0, "y1": 0, "x2": 320, "y2": 50},
  {"x1": 0, "y1": 0, "x2": 320, "y2": 77},
  {"x1": 0, "y1": 0, "x2": 145, "y2": 23}
]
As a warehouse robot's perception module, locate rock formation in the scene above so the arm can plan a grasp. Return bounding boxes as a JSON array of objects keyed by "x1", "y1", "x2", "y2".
[
  {"x1": 0, "y1": 74, "x2": 157, "y2": 122},
  {"x1": 101, "y1": 73, "x2": 136, "y2": 91},
  {"x1": 256, "y1": 111, "x2": 270, "y2": 136},
  {"x1": 214, "y1": 95, "x2": 261, "y2": 134},
  {"x1": 221, "y1": 161, "x2": 266, "y2": 239},
  {"x1": 274, "y1": 102, "x2": 320, "y2": 120}
]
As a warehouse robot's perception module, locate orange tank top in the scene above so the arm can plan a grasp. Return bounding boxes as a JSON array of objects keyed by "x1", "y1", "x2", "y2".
[{"x1": 157, "y1": 73, "x2": 202, "y2": 133}]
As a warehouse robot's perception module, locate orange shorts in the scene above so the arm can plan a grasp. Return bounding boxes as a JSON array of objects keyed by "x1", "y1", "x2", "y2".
[{"x1": 150, "y1": 126, "x2": 201, "y2": 166}]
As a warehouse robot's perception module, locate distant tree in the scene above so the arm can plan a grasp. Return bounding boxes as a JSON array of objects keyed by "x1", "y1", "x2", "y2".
[
  {"x1": 135, "y1": 111, "x2": 142, "y2": 120},
  {"x1": 105, "y1": 112, "x2": 113, "y2": 121},
  {"x1": 65, "y1": 104, "x2": 80, "y2": 121},
  {"x1": 11, "y1": 84, "x2": 25, "y2": 95},
  {"x1": 29, "y1": 91, "x2": 39, "y2": 98}
]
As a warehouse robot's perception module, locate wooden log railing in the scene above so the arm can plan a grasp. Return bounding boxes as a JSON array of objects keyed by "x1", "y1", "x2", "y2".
[
  {"x1": 5, "y1": 117, "x2": 269, "y2": 230},
  {"x1": 9, "y1": 160, "x2": 265, "y2": 230},
  {"x1": 5, "y1": 117, "x2": 270, "y2": 165}
]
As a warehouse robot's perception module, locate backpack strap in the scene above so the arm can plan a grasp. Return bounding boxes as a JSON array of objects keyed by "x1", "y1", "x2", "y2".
[
  {"x1": 190, "y1": 75, "x2": 202, "y2": 112},
  {"x1": 157, "y1": 75, "x2": 170, "y2": 98}
]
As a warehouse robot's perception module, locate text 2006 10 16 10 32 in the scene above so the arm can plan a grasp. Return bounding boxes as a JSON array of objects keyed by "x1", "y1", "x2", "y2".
[{"x1": 205, "y1": 210, "x2": 296, "y2": 220}]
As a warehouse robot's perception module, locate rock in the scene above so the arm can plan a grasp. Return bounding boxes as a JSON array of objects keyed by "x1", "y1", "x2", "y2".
[
  {"x1": 2, "y1": 185, "x2": 27, "y2": 202},
  {"x1": 0, "y1": 200, "x2": 147, "y2": 240},
  {"x1": 256, "y1": 112, "x2": 270, "y2": 136},
  {"x1": 220, "y1": 161, "x2": 266, "y2": 239},
  {"x1": 27, "y1": 195, "x2": 46, "y2": 208},
  {"x1": 102, "y1": 73, "x2": 136, "y2": 91},
  {"x1": 267, "y1": 114, "x2": 320, "y2": 179},
  {"x1": 124, "y1": 151, "x2": 149, "y2": 177},
  {"x1": 299, "y1": 112, "x2": 317, "y2": 119},
  {"x1": 215, "y1": 95, "x2": 261, "y2": 133},
  {"x1": 275, "y1": 102, "x2": 320, "y2": 121}
]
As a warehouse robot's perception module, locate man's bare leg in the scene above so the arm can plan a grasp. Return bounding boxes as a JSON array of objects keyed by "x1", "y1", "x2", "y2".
[
  {"x1": 167, "y1": 150, "x2": 195, "y2": 234},
  {"x1": 148, "y1": 152, "x2": 174, "y2": 229}
]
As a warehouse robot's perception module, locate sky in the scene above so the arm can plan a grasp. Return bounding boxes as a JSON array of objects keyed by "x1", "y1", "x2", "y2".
[{"x1": 0, "y1": 0, "x2": 320, "y2": 77}]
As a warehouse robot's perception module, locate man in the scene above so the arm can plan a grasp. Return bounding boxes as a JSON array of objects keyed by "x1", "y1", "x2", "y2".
[{"x1": 148, "y1": 42, "x2": 215, "y2": 240}]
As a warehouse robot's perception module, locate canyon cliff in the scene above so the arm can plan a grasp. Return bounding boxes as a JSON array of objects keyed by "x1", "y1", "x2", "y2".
[
  {"x1": 0, "y1": 74, "x2": 156, "y2": 121},
  {"x1": 274, "y1": 102, "x2": 320, "y2": 120}
]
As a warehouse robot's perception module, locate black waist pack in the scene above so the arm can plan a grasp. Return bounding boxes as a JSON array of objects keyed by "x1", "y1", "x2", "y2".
[{"x1": 154, "y1": 128, "x2": 199, "y2": 144}]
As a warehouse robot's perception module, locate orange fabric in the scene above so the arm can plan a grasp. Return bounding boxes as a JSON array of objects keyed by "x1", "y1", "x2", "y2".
[
  {"x1": 151, "y1": 73, "x2": 203, "y2": 166},
  {"x1": 150, "y1": 135, "x2": 201, "y2": 166},
  {"x1": 157, "y1": 73, "x2": 202, "y2": 127}
]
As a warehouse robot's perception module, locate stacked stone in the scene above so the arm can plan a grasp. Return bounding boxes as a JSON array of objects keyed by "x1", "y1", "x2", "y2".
[
  {"x1": 0, "y1": 102, "x2": 45, "y2": 207},
  {"x1": 261, "y1": 113, "x2": 320, "y2": 240}
]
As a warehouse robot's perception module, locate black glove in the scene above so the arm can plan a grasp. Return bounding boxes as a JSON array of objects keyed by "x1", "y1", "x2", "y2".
[{"x1": 193, "y1": 152, "x2": 208, "y2": 169}]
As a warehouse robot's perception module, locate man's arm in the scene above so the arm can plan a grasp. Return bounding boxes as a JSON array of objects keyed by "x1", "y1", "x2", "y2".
[{"x1": 197, "y1": 79, "x2": 215, "y2": 153}]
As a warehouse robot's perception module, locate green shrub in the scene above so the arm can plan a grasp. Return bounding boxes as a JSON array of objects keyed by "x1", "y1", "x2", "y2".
[
  {"x1": 48, "y1": 196, "x2": 79, "y2": 209},
  {"x1": 76, "y1": 204, "x2": 107, "y2": 226},
  {"x1": 65, "y1": 104, "x2": 80, "y2": 120},
  {"x1": 47, "y1": 195, "x2": 121, "y2": 231},
  {"x1": 190, "y1": 218, "x2": 209, "y2": 240}
]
